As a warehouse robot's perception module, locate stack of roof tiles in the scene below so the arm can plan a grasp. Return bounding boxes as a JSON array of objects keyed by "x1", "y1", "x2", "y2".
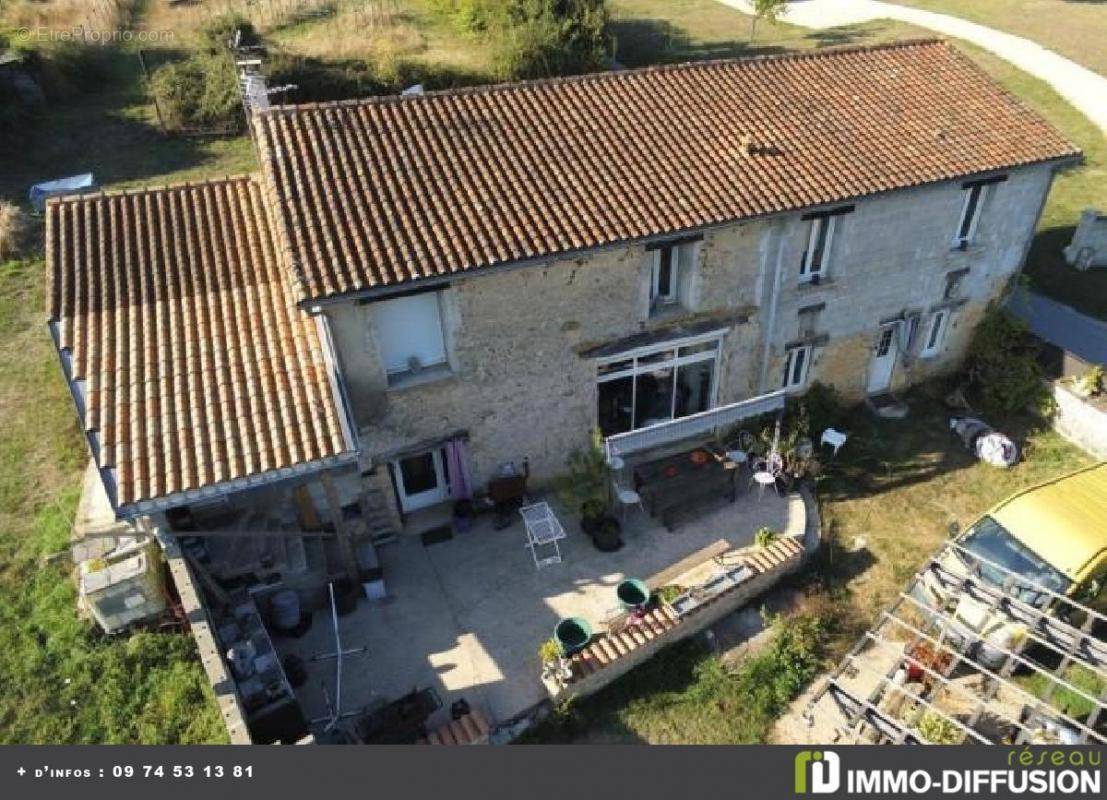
[
  {"x1": 253, "y1": 39, "x2": 1079, "y2": 302},
  {"x1": 46, "y1": 177, "x2": 353, "y2": 512}
]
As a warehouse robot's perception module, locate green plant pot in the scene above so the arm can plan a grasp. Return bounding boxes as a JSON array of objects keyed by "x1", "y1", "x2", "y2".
[
  {"x1": 616, "y1": 578, "x2": 650, "y2": 611},
  {"x1": 554, "y1": 617, "x2": 593, "y2": 656}
]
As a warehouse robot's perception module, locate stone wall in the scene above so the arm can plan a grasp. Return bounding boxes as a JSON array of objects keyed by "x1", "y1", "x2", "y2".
[
  {"x1": 325, "y1": 163, "x2": 1056, "y2": 494},
  {"x1": 1052, "y1": 383, "x2": 1107, "y2": 459},
  {"x1": 765, "y1": 164, "x2": 1053, "y2": 400},
  {"x1": 327, "y1": 225, "x2": 768, "y2": 489},
  {"x1": 543, "y1": 535, "x2": 806, "y2": 704}
]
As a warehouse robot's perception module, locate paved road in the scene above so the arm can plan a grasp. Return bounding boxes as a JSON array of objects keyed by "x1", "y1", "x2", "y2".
[
  {"x1": 720, "y1": 0, "x2": 1107, "y2": 136},
  {"x1": 1008, "y1": 290, "x2": 1107, "y2": 364}
]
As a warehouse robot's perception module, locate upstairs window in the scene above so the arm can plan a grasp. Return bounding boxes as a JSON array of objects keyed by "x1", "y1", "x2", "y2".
[
  {"x1": 799, "y1": 205, "x2": 851, "y2": 283},
  {"x1": 373, "y1": 291, "x2": 448, "y2": 384},
  {"x1": 953, "y1": 176, "x2": 1004, "y2": 249},
  {"x1": 954, "y1": 185, "x2": 986, "y2": 249},
  {"x1": 920, "y1": 310, "x2": 949, "y2": 358},
  {"x1": 649, "y1": 239, "x2": 698, "y2": 312},
  {"x1": 800, "y1": 215, "x2": 835, "y2": 282},
  {"x1": 782, "y1": 344, "x2": 812, "y2": 391},
  {"x1": 652, "y1": 244, "x2": 679, "y2": 303}
]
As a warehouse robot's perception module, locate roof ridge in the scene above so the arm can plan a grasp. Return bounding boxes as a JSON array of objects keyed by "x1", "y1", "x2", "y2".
[
  {"x1": 261, "y1": 37, "x2": 949, "y2": 115},
  {"x1": 44, "y1": 173, "x2": 263, "y2": 208}
]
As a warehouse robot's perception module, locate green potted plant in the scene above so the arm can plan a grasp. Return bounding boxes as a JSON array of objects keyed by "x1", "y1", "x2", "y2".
[
  {"x1": 557, "y1": 428, "x2": 622, "y2": 549},
  {"x1": 754, "y1": 526, "x2": 780, "y2": 548}
]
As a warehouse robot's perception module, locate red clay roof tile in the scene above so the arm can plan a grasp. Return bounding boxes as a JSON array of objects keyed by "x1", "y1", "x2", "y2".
[
  {"x1": 254, "y1": 40, "x2": 1078, "y2": 302},
  {"x1": 47, "y1": 176, "x2": 353, "y2": 511}
]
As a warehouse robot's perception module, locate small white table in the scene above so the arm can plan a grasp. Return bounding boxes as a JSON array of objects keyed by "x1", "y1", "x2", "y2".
[
  {"x1": 752, "y1": 470, "x2": 777, "y2": 500},
  {"x1": 520, "y1": 502, "x2": 567, "y2": 570}
]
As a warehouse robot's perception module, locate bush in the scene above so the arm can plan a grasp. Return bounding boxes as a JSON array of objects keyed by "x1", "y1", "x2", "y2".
[
  {"x1": 493, "y1": 0, "x2": 613, "y2": 80},
  {"x1": 150, "y1": 50, "x2": 241, "y2": 132},
  {"x1": 0, "y1": 201, "x2": 37, "y2": 261},
  {"x1": 435, "y1": 0, "x2": 613, "y2": 80},
  {"x1": 729, "y1": 612, "x2": 826, "y2": 729},
  {"x1": 964, "y1": 307, "x2": 1051, "y2": 414}
]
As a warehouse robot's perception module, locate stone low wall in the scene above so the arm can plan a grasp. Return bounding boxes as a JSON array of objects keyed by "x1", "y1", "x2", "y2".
[
  {"x1": 156, "y1": 528, "x2": 253, "y2": 744},
  {"x1": 1053, "y1": 383, "x2": 1107, "y2": 459},
  {"x1": 543, "y1": 535, "x2": 806, "y2": 703}
]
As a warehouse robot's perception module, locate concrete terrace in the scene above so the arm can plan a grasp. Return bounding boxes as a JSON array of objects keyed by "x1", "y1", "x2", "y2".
[{"x1": 274, "y1": 487, "x2": 799, "y2": 733}]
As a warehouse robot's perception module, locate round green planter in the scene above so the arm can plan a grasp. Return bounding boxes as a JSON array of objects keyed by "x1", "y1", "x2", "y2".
[
  {"x1": 554, "y1": 617, "x2": 593, "y2": 656},
  {"x1": 616, "y1": 578, "x2": 650, "y2": 611}
]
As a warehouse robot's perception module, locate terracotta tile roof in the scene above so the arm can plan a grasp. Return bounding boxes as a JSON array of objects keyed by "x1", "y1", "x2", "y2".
[
  {"x1": 46, "y1": 176, "x2": 355, "y2": 513},
  {"x1": 254, "y1": 39, "x2": 1080, "y2": 302}
]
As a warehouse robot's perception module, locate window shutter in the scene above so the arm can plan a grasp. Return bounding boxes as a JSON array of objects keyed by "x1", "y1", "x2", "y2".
[{"x1": 374, "y1": 292, "x2": 447, "y2": 372}]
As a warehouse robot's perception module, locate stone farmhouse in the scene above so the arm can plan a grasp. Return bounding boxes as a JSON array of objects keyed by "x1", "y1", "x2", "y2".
[{"x1": 47, "y1": 38, "x2": 1078, "y2": 529}]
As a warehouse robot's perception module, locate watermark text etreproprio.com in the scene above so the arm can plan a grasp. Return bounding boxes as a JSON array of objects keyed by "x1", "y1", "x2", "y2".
[{"x1": 12, "y1": 27, "x2": 175, "y2": 45}]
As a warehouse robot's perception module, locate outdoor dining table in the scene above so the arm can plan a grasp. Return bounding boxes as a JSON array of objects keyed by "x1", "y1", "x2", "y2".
[{"x1": 632, "y1": 444, "x2": 739, "y2": 529}]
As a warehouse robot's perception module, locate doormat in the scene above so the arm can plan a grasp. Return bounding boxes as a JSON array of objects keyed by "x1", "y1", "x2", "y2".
[{"x1": 420, "y1": 525, "x2": 454, "y2": 547}]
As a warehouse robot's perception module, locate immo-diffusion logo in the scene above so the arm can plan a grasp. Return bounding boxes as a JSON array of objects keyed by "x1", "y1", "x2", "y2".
[
  {"x1": 795, "y1": 751, "x2": 841, "y2": 794},
  {"x1": 792, "y1": 748, "x2": 1101, "y2": 796}
]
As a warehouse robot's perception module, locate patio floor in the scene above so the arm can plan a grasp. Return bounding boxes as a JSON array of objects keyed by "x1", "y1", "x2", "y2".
[{"x1": 274, "y1": 486, "x2": 796, "y2": 735}]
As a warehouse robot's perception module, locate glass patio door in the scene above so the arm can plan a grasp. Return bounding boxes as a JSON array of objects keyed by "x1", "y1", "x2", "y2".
[{"x1": 596, "y1": 335, "x2": 721, "y2": 437}]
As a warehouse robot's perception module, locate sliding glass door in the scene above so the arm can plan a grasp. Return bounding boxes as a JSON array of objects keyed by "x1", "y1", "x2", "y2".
[{"x1": 596, "y1": 335, "x2": 722, "y2": 436}]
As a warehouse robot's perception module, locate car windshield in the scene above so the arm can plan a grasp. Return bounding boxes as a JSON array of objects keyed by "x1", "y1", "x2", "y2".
[{"x1": 958, "y1": 516, "x2": 1071, "y2": 608}]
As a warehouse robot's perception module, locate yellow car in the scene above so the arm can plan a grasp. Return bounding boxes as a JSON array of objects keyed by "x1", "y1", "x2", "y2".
[{"x1": 914, "y1": 463, "x2": 1107, "y2": 664}]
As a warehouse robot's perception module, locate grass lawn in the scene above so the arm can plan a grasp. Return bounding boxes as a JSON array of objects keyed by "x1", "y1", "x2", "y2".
[
  {"x1": 0, "y1": 258, "x2": 228, "y2": 743},
  {"x1": 891, "y1": 0, "x2": 1107, "y2": 78}
]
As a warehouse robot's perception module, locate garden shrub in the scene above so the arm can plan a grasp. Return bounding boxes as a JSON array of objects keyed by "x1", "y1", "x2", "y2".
[
  {"x1": 150, "y1": 50, "x2": 241, "y2": 132},
  {"x1": 147, "y1": 13, "x2": 255, "y2": 133},
  {"x1": 964, "y1": 306, "x2": 1051, "y2": 415},
  {"x1": 493, "y1": 0, "x2": 613, "y2": 79},
  {"x1": 435, "y1": 0, "x2": 613, "y2": 80}
]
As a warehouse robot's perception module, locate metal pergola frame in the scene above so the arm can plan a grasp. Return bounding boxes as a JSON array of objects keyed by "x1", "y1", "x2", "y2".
[{"x1": 806, "y1": 541, "x2": 1107, "y2": 745}]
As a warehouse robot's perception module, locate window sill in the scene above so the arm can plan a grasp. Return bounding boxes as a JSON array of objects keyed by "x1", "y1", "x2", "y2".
[
  {"x1": 648, "y1": 302, "x2": 691, "y2": 322},
  {"x1": 795, "y1": 278, "x2": 835, "y2": 293},
  {"x1": 386, "y1": 363, "x2": 455, "y2": 392}
]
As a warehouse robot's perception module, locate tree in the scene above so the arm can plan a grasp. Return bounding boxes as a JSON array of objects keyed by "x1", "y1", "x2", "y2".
[{"x1": 749, "y1": 0, "x2": 789, "y2": 43}]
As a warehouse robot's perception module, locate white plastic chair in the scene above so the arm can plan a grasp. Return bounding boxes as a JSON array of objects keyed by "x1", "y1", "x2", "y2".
[
  {"x1": 519, "y1": 502, "x2": 567, "y2": 570},
  {"x1": 820, "y1": 427, "x2": 849, "y2": 458},
  {"x1": 612, "y1": 480, "x2": 645, "y2": 520}
]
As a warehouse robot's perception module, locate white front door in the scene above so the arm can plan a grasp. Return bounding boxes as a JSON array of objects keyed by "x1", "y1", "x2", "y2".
[
  {"x1": 392, "y1": 448, "x2": 450, "y2": 512},
  {"x1": 866, "y1": 324, "x2": 899, "y2": 395}
]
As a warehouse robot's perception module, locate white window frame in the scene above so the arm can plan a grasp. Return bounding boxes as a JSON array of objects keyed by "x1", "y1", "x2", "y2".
[
  {"x1": 953, "y1": 184, "x2": 988, "y2": 249},
  {"x1": 650, "y1": 244, "x2": 680, "y2": 305},
  {"x1": 800, "y1": 215, "x2": 836, "y2": 282},
  {"x1": 921, "y1": 310, "x2": 948, "y2": 358},
  {"x1": 596, "y1": 331, "x2": 723, "y2": 432},
  {"x1": 782, "y1": 345, "x2": 812, "y2": 391}
]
